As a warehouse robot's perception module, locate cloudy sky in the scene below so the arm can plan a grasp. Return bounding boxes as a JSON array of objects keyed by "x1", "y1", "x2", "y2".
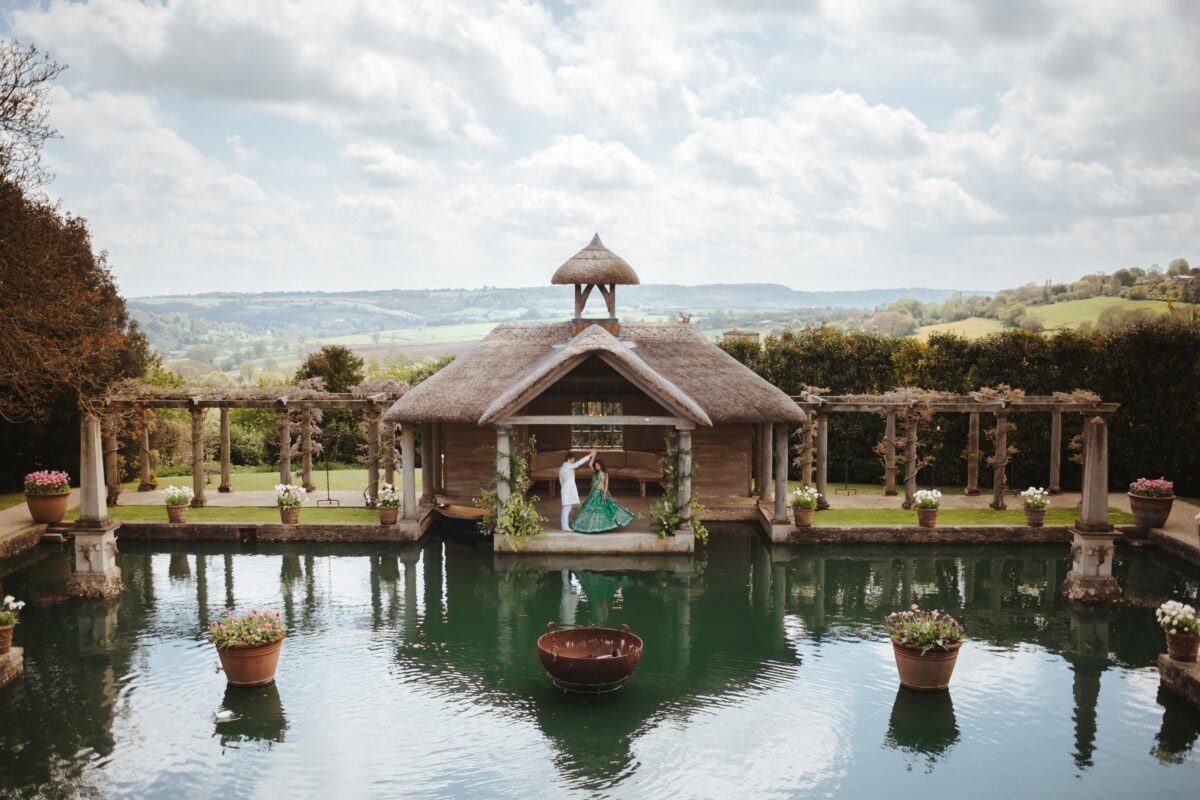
[{"x1": 4, "y1": 0, "x2": 1198, "y2": 297}]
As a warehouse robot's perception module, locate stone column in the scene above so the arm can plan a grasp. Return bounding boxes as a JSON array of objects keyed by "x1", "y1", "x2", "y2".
[
  {"x1": 495, "y1": 425, "x2": 512, "y2": 504},
  {"x1": 420, "y1": 422, "x2": 434, "y2": 506},
  {"x1": 773, "y1": 423, "x2": 789, "y2": 523},
  {"x1": 137, "y1": 408, "x2": 155, "y2": 491},
  {"x1": 965, "y1": 411, "x2": 980, "y2": 496},
  {"x1": 218, "y1": 408, "x2": 232, "y2": 493},
  {"x1": 1049, "y1": 410, "x2": 1063, "y2": 495},
  {"x1": 990, "y1": 413, "x2": 1008, "y2": 510},
  {"x1": 676, "y1": 425, "x2": 693, "y2": 531},
  {"x1": 277, "y1": 408, "x2": 291, "y2": 485},
  {"x1": 902, "y1": 419, "x2": 918, "y2": 510},
  {"x1": 883, "y1": 411, "x2": 897, "y2": 496},
  {"x1": 103, "y1": 413, "x2": 121, "y2": 507},
  {"x1": 385, "y1": 424, "x2": 397, "y2": 488},
  {"x1": 69, "y1": 414, "x2": 122, "y2": 599},
  {"x1": 300, "y1": 408, "x2": 314, "y2": 492},
  {"x1": 798, "y1": 411, "x2": 814, "y2": 488},
  {"x1": 1063, "y1": 415, "x2": 1120, "y2": 603},
  {"x1": 190, "y1": 406, "x2": 207, "y2": 508},
  {"x1": 366, "y1": 407, "x2": 381, "y2": 505},
  {"x1": 815, "y1": 413, "x2": 830, "y2": 509},
  {"x1": 757, "y1": 422, "x2": 773, "y2": 502},
  {"x1": 401, "y1": 425, "x2": 417, "y2": 519}
]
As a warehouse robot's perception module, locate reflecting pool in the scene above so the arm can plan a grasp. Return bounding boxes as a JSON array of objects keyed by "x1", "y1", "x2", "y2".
[{"x1": 1, "y1": 531, "x2": 1199, "y2": 798}]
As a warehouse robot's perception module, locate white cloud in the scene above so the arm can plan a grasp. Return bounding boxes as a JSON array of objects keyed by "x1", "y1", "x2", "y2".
[{"x1": 341, "y1": 143, "x2": 443, "y2": 187}]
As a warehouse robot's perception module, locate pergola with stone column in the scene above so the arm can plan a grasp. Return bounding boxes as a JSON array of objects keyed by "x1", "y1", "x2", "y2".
[
  {"x1": 102, "y1": 384, "x2": 407, "y2": 508},
  {"x1": 789, "y1": 390, "x2": 1118, "y2": 510}
]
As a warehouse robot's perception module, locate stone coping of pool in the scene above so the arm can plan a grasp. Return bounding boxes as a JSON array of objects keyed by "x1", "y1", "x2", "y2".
[
  {"x1": 0, "y1": 523, "x2": 45, "y2": 561},
  {"x1": 0, "y1": 647, "x2": 23, "y2": 690},
  {"x1": 787, "y1": 525, "x2": 1075, "y2": 545},
  {"x1": 1158, "y1": 654, "x2": 1200, "y2": 712}
]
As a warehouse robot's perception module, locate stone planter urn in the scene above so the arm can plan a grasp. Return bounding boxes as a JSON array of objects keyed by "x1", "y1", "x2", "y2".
[
  {"x1": 0, "y1": 624, "x2": 14, "y2": 655},
  {"x1": 279, "y1": 507, "x2": 300, "y2": 525},
  {"x1": 891, "y1": 640, "x2": 961, "y2": 692},
  {"x1": 793, "y1": 508, "x2": 814, "y2": 528},
  {"x1": 1128, "y1": 493, "x2": 1174, "y2": 530},
  {"x1": 1024, "y1": 508, "x2": 1046, "y2": 528},
  {"x1": 167, "y1": 505, "x2": 188, "y2": 524},
  {"x1": 916, "y1": 508, "x2": 938, "y2": 529},
  {"x1": 216, "y1": 638, "x2": 285, "y2": 687},
  {"x1": 26, "y1": 492, "x2": 69, "y2": 524},
  {"x1": 1166, "y1": 632, "x2": 1199, "y2": 662},
  {"x1": 379, "y1": 507, "x2": 399, "y2": 525}
]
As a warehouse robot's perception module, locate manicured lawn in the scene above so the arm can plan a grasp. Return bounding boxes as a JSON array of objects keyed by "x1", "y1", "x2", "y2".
[
  {"x1": 788, "y1": 481, "x2": 970, "y2": 496},
  {"x1": 65, "y1": 505, "x2": 380, "y2": 524},
  {"x1": 0, "y1": 492, "x2": 27, "y2": 511},
  {"x1": 812, "y1": 506, "x2": 1132, "y2": 526},
  {"x1": 123, "y1": 468, "x2": 421, "y2": 494}
]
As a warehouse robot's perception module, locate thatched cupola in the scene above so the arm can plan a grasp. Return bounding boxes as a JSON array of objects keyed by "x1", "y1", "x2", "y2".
[{"x1": 552, "y1": 234, "x2": 639, "y2": 335}]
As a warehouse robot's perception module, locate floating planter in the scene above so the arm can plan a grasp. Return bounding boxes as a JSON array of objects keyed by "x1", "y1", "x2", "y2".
[
  {"x1": 209, "y1": 610, "x2": 287, "y2": 687},
  {"x1": 886, "y1": 604, "x2": 964, "y2": 692},
  {"x1": 537, "y1": 621, "x2": 643, "y2": 693}
]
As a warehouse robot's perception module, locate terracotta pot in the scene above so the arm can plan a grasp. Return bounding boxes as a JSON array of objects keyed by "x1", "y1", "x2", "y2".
[
  {"x1": 216, "y1": 637, "x2": 285, "y2": 687},
  {"x1": 1128, "y1": 493, "x2": 1174, "y2": 529},
  {"x1": 793, "y1": 507, "x2": 814, "y2": 527},
  {"x1": 0, "y1": 623, "x2": 13, "y2": 655},
  {"x1": 25, "y1": 492, "x2": 69, "y2": 524},
  {"x1": 1166, "y1": 632, "x2": 1200, "y2": 662},
  {"x1": 892, "y1": 640, "x2": 961, "y2": 691},
  {"x1": 1024, "y1": 508, "x2": 1046, "y2": 528},
  {"x1": 916, "y1": 508, "x2": 938, "y2": 529},
  {"x1": 279, "y1": 507, "x2": 300, "y2": 525},
  {"x1": 379, "y1": 506, "x2": 399, "y2": 525},
  {"x1": 166, "y1": 505, "x2": 188, "y2": 524}
]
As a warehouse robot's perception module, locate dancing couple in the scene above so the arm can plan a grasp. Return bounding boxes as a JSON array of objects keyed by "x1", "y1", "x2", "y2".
[{"x1": 558, "y1": 449, "x2": 635, "y2": 533}]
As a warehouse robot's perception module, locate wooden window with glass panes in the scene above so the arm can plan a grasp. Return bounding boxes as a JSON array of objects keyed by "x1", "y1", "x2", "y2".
[{"x1": 571, "y1": 401, "x2": 623, "y2": 448}]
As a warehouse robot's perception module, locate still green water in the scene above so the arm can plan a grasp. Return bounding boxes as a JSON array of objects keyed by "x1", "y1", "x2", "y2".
[{"x1": 1, "y1": 530, "x2": 1199, "y2": 799}]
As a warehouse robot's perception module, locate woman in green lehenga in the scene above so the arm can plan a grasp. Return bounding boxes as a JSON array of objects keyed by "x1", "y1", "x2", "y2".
[{"x1": 570, "y1": 459, "x2": 635, "y2": 533}]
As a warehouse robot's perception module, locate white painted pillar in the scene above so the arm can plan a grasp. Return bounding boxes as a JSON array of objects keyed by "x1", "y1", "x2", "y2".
[{"x1": 401, "y1": 425, "x2": 417, "y2": 519}]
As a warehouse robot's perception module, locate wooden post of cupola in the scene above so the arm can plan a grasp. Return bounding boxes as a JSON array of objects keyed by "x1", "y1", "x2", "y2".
[{"x1": 552, "y1": 234, "x2": 641, "y2": 337}]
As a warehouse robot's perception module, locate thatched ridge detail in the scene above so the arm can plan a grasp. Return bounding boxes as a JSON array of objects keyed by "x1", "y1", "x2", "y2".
[{"x1": 550, "y1": 233, "x2": 640, "y2": 286}]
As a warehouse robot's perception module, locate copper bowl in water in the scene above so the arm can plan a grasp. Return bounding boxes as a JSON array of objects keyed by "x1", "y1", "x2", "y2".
[{"x1": 536, "y1": 621, "x2": 644, "y2": 693}]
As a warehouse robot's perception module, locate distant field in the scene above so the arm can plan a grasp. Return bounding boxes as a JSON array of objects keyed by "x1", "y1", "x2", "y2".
[
  {"x1": 915, "y1": 318, "x2": 1007, "y2": 340},
  {"x1": 321, "y1": 322, "x2": 508, "y2": 347},
  {"x1": 1025, "y1": 296, "x2": 1194, "y2": 330}
]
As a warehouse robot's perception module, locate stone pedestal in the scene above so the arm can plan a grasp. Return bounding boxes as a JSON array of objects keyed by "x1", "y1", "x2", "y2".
[
  {"x1": 67, "y1": 525, "x2": 124, "y2": 599},
  {"x1": 1062, "y1": 529, "x2": 1121, "y2": 604},
  {"x1": 0, "y1": 647, "x2": 23, "y2": 689},
  {"x1": 1158, "y1": 654, "x2": 1200, "y2": 712}
]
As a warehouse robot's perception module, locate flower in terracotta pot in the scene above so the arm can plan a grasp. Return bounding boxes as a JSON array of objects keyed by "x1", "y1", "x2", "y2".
[
  {"x1": 275, "y1": 484, "x2": 303, "y2": 524},
  {"x1": 1020, "y1": 487, "x2": 1049, "y2": 528},
  {"x1": 377, "y1": 483, "x2": 401, "y2": 524},
  {"x1": 886, "y1": 604, "x2": 965, "y2": 691},
  {"x1": 1156, "y1": 600, "x2": 1200, "y2": 663},
  {"x1": 208, "y1": 609, "x2": 287, "y2": 687},
  {"x1": 163, "y1": 485, "x2": 194, "y2": 523},
  {"x1": 790, "y1": 486, "x2": 820, "y2": 527},
  {"x1": 24, "y1": 469, "x2": 71, "y2": 524},
  {"x1": 0, "y1": 595, "x2": 26, "y2": 655},
  {"x1": 1128, "y1": 477, "x2": 1175, "y2": 530},
  {"x1": 913, "y1": 489, "x2": 941, "y2": 528}
]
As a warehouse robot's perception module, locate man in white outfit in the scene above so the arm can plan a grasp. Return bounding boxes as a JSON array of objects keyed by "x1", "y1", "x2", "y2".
[{"x1": 559, "y1": 449, "x2": 596, "y2": 531}]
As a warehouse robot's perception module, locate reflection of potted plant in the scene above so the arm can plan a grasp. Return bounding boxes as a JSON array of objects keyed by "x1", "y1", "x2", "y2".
[
  {"x1": 24, "y1": 470, "x2": 70, "y2": 524},
  {"x1": 1128, "y1": 477, "x2": 1174, "y2": 530},
  {"x1": 913, "y1": 489, "x2": 941, "y2": 528},
  {"x1": 791, "y1": 486, "x2": 820, "y2": 527},
  {"x1": 1020, "y1": 487, "x2": 1049, "y2": 528},
  {"x1": 885, "y1": 686, "x2": 960, "y2": 764},
  {"x1": 163, "y1": 485, "x2": 194, "y2": 523},
  {"x1": 209, "y1": 610, "x2": 287, "y2": 687},
  {"x1": 275, "y1": 484, "x2": 303, "y2": 525},
  {"x1": 377, "y1": 483, "x2": 401, "y2": 525},
  {"x1": 0, "y1": 595, "x2": 26, "y2": 654},
  {"x1": 886, "y1": 604, "x2": 964, "y2": 691},
  {"x1": 214, "y1": 683, "x2": 288, "y2": 745},
  {"x1": 1156, "y1": 600, "x2": 1199, "y2": 662}
]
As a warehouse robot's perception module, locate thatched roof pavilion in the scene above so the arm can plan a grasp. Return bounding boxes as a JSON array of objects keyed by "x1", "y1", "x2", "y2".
[{"x1": 385, "y1": 235, "x2": 802, "y2": 529}]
